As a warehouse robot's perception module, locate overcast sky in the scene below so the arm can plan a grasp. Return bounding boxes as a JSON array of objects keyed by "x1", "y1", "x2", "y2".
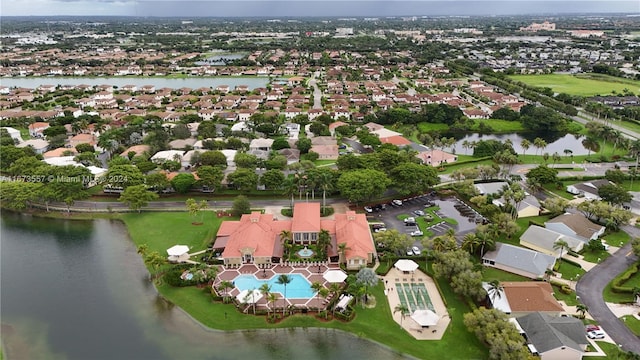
[{"x1": 2, "y1": 0, "x2": 639, "y2": 17}]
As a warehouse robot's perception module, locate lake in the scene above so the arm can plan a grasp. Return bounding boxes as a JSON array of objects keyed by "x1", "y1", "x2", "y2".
[
  {"x1": 450, "y1": 133, "x2": 591, "y2": 156},
  {"x1": 0, "y1": 76, "x2": 270, "y2": 90},
  {"x1": 0, "y1": 212, "x2": 408, "y2": 360}
]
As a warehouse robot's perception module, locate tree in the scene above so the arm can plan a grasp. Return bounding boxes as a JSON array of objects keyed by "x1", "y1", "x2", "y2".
[
  {"x1": 171, "y1": 173, "x2": 196, "y2": 193},
  {"x1": 337, "y1": 242, "x2": 351, "y2": 266},
  {"x1": 337, "y1": 169, "x2": 391, "y2": 204},
  {"x1": 280, "y1": 230, "x2": 293, "y2": 260},
  {"x1": 463, "y1": 307, "x2": 530, "y2": 360},
  {"x1": 394, "y1": 304, "x2": 409, "y2": 327},
  {"x1": 227, "y1": 168, "x2": 259, "y2": 192},
  {"x1": 582, "y1": 136, "x2": 600, "y2": 157},
  {"x1": 295, "y1": 137, "x2": 312, "y2": 154},
  {"x1": 260, "y1": 169, "x2": 285, "y2": 190},
  {"x1": 276, "y1": 274, "x2": 292, "y2": 315},
  {"x1": 526, "y1": 165, "x2": 558, "y2": 184},
  {"x1": 119, "y1": 184, "x2": 159, "y2": 213},
  {"x1": 200, "y1": 151, "x2": 228, "y2": 168},
  {"x1": 311, "y1": 282, "x2": 324, "y2": 313},
  {"x1": 75, "y1": 143, "x2": 95, "y2": 153},
  {"x1": 605, "y1": 169, "x2": 627, "y2": 185},
  {"x1": 231, "y1": 195, "x2": 251, "y2": 217},
  {"x1": 355, "y1": 268, "x2": 378, "y2": 304},
  {"x1": 520, "y1": 139, "x2": 530, "y2": 157},
  {"x1": 144, "y1": 251, "x2": 166, "y2": 280},
  {"x1": 0, "y1": 181, "x2": 43, "y2": 211},
  {"x1": 196, "y1": 165, "x2": 224, "y2": 191},
  {"x1": 533, "y1": 137, "x2": 547, "y2": 156},
  {"x1": 486, "y1": 279, "x2": 503, "y2": 303},
  {"x1": 433, "y1": 249, "x2": 474, "y2": 280},
  {"x1": 631, "y1": 237, "x2": 640, "y2": 257},
  {"x1": 389, "y1": 162, "x2": 439, "y2": 196},
  {"x1": 259, "y1": 283, "x2": 272, "y2": 315},
  {"x1": 316, "y1": 229, "x2": 332, "y2": 261},
  {"x1": 451, "y1": 269, "x2": 485, "y2": 302},
  {"x1": 553, "y1": 239, "x2": 569, "y2": 259},
  {"x1": 576, "y1": 303, "x2": 588, "y2": 319},
  {"x1": 598, "y1": 184, "x2": 632, "y2": 205},
  {"x1": 186, "y1": 198, "x2": 208, "y2": 223},
  {"x1": 219, "y1": 280, "x2": 234, "y2": 303},
  {"x1": 234, "y1": 152, "x2": 258, "y2": 169},
  {"x1": 540, "y1": 197, "x2": 570, "y2": 217},
  {"x1": 461, "y1": 233, "x2": 479, "y2": 255},
  {"x1": 374, "y1": 229, "x2": 412, "y2": 256},
  {"x1": 104, "y1": 165, "x2": 145, "y2": 189}
]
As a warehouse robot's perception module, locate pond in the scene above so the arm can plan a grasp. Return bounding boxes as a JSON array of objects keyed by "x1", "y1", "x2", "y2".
[
  {"x1": 0, "y1": 212, "x2": 408, "y2": 360},
  {"x1": 449, "y1": 132, "x2": 590, "y2": 156}
]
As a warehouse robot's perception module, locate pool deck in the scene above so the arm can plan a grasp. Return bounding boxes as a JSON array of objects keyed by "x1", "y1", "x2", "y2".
[
  {"x1": 215, "y1": 263, "x2": 343, "y2": 311},
  {"x1": 380, "y1": 268, "x2": 450, "y2": 340}
]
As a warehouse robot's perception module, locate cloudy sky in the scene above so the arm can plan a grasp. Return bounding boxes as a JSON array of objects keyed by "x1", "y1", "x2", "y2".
[{"x1": 2, "y1": 0, "x2": 639, "y2": 17}]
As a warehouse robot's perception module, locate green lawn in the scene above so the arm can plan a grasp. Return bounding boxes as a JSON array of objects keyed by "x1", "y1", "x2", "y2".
[
  {"x1": 481, "y1": 267, "x2": 529, "y2": 282},
  {"x1": 542, "y1": 182, "x2": 578, "y2": 200},
  {"x1": 510, "y1": 74, "x2": 640, "y2": 96},
  {"x1": 439, "y1": 160, "x2": 494, "y2": 174},
  {"x1": 621, "y1": 315, "x2": 640, "y2": 337},
  {"x1": 120, "y1": 212, "x2": 226, "y2": 254},
  {"x1": 417, "y1": 122, "x2": 450, "y2": 133},
  {"x1": 121, "y1": 212, "x2": 488, "y2": 359},
  {"x1": 603, "y1": 231, "x2": 631, "y2": 247},
  {"x1": 475, "y1": 119, "x2": 525, "y2": 132},
  {"x1": 551, "y1": 285, "x2": 579, "y2": 306},
  {"x1": 555, "y1": 259, "x2": 586, "y2": 281},
  {"x1": 581, "y1": 247, "x2": 610, "y2": 264}
]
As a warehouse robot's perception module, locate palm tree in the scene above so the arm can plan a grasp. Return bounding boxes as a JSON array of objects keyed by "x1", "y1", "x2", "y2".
[
  {"x1": 267, "y1": 292, "x2": 278, "y2": 317},
  {"x1": 533, "y1": 137, "x2": 546, "y2": 156},
  {"x1": 576, "y1": 303, "x2": 588, "y2": 319},
  {"x1": 205, "y1": 266, "x2": 219, "y2": 284},
  {"x1": 337, "y1": 242, "x2": 350, "y2": 267},
  {"x1": 316, "y1": 229, "x2": 332, "y2": 261},
  {"x1": 311, "y1": 281, "x2": 324, "y2": 313},
  {"x1": 520, "y1": 139, "x2": 531, "y2": 158},
  {"x1": 318, "y1": 288, "x2": 330, "y2": 318},
  {"x1": 280, "y1": 230, "x2": 292, "y2": 260},
  {"x1": 276, "y1": 274, "x2": 292, "y2": 316},
  {"x1": 486, "y1": 279, "x2": 504, "y2": 303},
  {"x1": 282, "y1": 177, "x2": 297, "y2": 210},
  {"x1": 394, "y1": 304, "x2": 409, "y2": 327},
  {"x1": 544, "y1": 268, "x2": 555, "y2": 282},
  {"x1": 317, "y1": 171, "x2": 334, "y2": 210},
  {"x1": 582, "y1": 136, "x2": 600, "y2": 157},
  {"x1": 476, "y1": 231, "x2": 495, "y2": 258},
  {"x1": 553, "y1": 239, "x2": 570, "y2": 260},
  {"x1": 137, "y1": 244, "x2": 148, "y2": 257},
  {"x1": 461, "y1": 233, "x2": 479, "y2": 255},
  {"x1": 219, "y1": 280, "x2": 234, "y2": 303},
  {"x1": 462, "y1": 140, "x2": 470, "y2": 155}
]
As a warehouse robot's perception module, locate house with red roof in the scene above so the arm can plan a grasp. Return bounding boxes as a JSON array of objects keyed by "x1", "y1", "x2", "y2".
[{"x1": 214, "y1": 202, "x2": 376, "y2": 270}]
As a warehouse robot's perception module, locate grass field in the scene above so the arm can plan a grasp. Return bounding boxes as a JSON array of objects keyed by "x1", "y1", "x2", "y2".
[
  {"x1": 481, "y1": 267, "x2": 529, "y2": 282},
  {"x1": 555, "y1": 259, "x2": 585, "y2": 281},
  {"x1": 122, "y1": 212, "x2": 488, "y2": 359},
  {"x1": 510, "y1": 74, "x2": 640, "y2": 97},
  {"x1": 621, "y1": 315, "x2": 640, "y2": 337}
]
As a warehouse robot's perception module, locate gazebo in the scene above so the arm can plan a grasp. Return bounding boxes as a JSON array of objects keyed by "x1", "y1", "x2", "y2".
[
  {"x1": 167, "y1": 245, "x2": 190, "y2": 263},
  {"x1": 323, "y1": 269, "x2": 348, "y2": 283},
  {"x1": 236, "y1": 289, "x2": 263, "y2": 304},
  {"x1": 411, "y1": 309, "x2": 439, "y2": 327},
  {"x1": 394, "y1": 259, "x2": 419, "y2": 273}
]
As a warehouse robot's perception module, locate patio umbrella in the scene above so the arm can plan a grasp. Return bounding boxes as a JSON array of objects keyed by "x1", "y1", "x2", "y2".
[
  {"x1": 166, "y1": 245, "x2": 190, "y2": 256},
  {"x1": 236, "y1": 289, "x2": 263, "y2": 304},
  {"x1": 411, "y1": 309, "x2": 439, "y2": 327},
  {"x1": 394, "y1": 259, "x2": 419, "y2": 272},
  {"x1": 323, "y1": 269, "x2": 348, "y2": 283}
]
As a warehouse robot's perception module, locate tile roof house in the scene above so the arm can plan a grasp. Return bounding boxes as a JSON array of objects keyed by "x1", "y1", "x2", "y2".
[
  {"x1": 566, "y1": 179, "x2": 613, "y2": 200},
  {"x1": 213, "y1": 202, "x2": 376, "y2": 270},
  {"x1": 520, "y1": 225, "x2": 585, "y2": 256},
  {"x1": 516, "y1": 312, "x2": 588, "y2": 360},
  {"x1": 310, "y1": 144, "x2": 339, "y2": 160},
  {"x1": 482, "y1": 242, "x2": 556, "y2": 279},
  {"x1": 545, "y1": 213, "x2": 605, "y2": 243},
  {"x1": 416, "y1": 149, "x2": 457, "y2": 167},
  {"x1": 484, "y1": 282, "x2": 565, "y2": 316}
]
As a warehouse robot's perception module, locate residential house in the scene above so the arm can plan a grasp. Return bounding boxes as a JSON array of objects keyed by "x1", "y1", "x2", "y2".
[
  {"x1": 310, "y1": 144, "x2": 339, "y2": 160},
  {"x1": 482, "y1": 242, "x2": 556, "y2": 279},
  {"x1": 43, "y1": 147, "x2": 77, "y2": 159},
  {"x1": 68, "y1": 133, "x2": 97, "y2": 148},
  {"x1": 17, "y1": 139, "x2": 49, "y2": 154},
  {"x1": 517, "y1": 312, "x2": 588, "y2": 360},
  {"x1": 566, "y1": 179, "x2": 613, "y2": 200},
  {"x1": 120, "y1": 145, "x2": 151, "y2": 158},
  {"x1": 476, "y1": 181, "x2": 541, "y2": 218},
  {"x1": 545, "y1": 213, "x2": 605, "y2": 243},
  {"x1": 28, "y1": 122, "x2": 50, "y2": 138},
  {"x1": 213, "y1": 203, "x2": 376, "y2": 270},
  {"x1": 483, "y1": 282, "x2": 565, "y2": 317},
  {"x1": 520, "y1": 225, "x2": 585, "y2": 257},
  {"x1": 416, "y1": 149, "x2": 458, "y2": 167},
  {"x1": 249, "y1": 138, "x2": 274, "y2": 152}
]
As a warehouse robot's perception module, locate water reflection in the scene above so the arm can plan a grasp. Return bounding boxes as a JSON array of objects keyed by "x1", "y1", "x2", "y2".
[
  {"x1": 448, "y1": 132, "x2": 589, "y2": 155},
  {"x1": 1, "y1": 212, "x2": 410, "y2": 360}
]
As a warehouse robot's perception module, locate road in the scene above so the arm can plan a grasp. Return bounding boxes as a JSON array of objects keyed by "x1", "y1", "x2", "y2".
[
  {"x1": 576, "y1": 224, "x2": 640, "y2": 354},
  {"x1": 571, "y1": 110, "x2": 639, "y2": 140},
  {"x1": 309, "y1": 71, "x2": 323, "y2": 110}
]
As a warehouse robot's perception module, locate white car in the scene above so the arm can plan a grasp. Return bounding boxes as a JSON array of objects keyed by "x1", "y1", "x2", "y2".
[
  {"x1": 412, "y1": 246, "x2": 421, "y2": 255},
  {"x1": 587, "y1": 330, "x2": 605, "y2": 339},
  {"x1": 374, "y1": 227, "x2": 387, "y2": 233},
  {"x1": 392, "y1": 199, "x2": 403, "y2": 206},
  {"x1": 364, "y1": 206, "x2": 373, "y2": 213},
  {"x1": 410, "y1": 230, "x2": 423, "y2": 237},
  {"x1": 404, "y1": 217, "x2": 416, "y2": 223}
]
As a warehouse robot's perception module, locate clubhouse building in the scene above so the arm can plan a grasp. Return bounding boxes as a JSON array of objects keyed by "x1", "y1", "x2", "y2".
[{"x1": 213, "y1": 202, "x2": 377, "y2": 270}]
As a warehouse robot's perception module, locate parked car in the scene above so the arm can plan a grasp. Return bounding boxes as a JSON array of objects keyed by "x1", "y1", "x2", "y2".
[
  {"x1": 406, "y1": 248, "x2": 413, "y2": 256},
  {"x1": 412, "y1": 246, "x2": 421, "y2": 255},
  {"x1": 424, "y1": 201, "x2": 436, "y2": 207},
  {"x1": 413, "y1": 210, "x2": 425, "y2": 216},
  {"x1": 371, "y1": 223, "x2": 386, "y2": 230},
  {"x1": 374, "y1": 227, "x2": 387, "y2": 233},
  {"x1": 410, "y1": 230, "x2": 423, "y2": 237},
  {"x1": 587, "y1": 330, "x2": 605, "y2": 339},
  {"x1": 364, "y1": 206, "x2": 373, "y2": 213},
  {"x1": 373, "y1": 204, "x2": 386, "y2": 211},
  {"x1": 404, "y1": 217, "x2": 416, "y2": 223},
  {"x1": 392, "y1": 199, "x2": 403, "y2": 206},
  {"x1": 585, "y1": 325, "x2": 600, "y2": 332}
]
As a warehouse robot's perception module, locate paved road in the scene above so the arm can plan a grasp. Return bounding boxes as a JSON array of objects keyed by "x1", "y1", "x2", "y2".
[
  {"x1": 309, "y1": 71, "x2": 323, "y2": 110},
  {"x1": 576, "y1": 224, "x2": 640, "y2": 354}
]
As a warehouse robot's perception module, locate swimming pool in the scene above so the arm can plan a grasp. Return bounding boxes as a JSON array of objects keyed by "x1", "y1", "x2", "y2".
[{"x1": 233, "y1": 274, "x2": 316, "y2": 299}]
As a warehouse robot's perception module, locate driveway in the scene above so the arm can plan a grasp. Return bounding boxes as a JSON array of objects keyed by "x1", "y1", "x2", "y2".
[{"x1": 576, "y1": 224, "x2": 640, "y2": 354}]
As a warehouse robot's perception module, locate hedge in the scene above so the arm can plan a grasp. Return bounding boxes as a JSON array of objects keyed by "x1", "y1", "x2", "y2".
[
  {"x1": 612, "y1": 262, "x2": 639, "y2": 293},
  {"x1": 550, "y1": 280, "x2": 573, "y2": 295},
  {"x1": 441, "y1": 156, "x2": 492, "y2": 168}
]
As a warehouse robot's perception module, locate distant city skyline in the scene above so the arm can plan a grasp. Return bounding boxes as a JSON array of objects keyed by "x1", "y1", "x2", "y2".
[{"x1": 2, "y1": 0, "x2": 639, "y2": 17}]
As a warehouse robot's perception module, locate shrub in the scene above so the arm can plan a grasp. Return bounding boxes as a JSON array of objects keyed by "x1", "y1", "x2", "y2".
[{"x1": 612, "y1": 263, "x2": 639, "y2": 293}]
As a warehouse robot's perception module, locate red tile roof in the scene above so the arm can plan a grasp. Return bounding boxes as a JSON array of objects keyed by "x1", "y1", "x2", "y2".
[{"x1": 292, "y1": 202, "x2": 321, "y2": 232}]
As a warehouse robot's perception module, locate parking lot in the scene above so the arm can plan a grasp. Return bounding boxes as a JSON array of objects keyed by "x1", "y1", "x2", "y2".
[{"x1": 366, "y1": 194, "x2": 488, "y2": 253}]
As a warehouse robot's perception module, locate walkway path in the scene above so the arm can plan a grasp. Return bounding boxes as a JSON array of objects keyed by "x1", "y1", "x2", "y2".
[{"x1": 576, "y1": 225, "x2": 640, "y2": 354}]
